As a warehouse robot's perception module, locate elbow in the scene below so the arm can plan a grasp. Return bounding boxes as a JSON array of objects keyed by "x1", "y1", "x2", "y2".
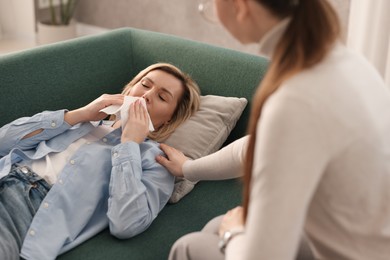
[
  {"x1": 110, "y1": 226, "x2": 135, "y2": 240},
  {"x1": 109, "y1": 214, "x2": 153, "y2": 239}
]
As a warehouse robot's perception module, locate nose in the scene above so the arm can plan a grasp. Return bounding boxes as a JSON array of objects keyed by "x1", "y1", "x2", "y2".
[
  {"x1": 142, "y1": 91, "x2": 151, "y2": 103},
  {"x1": 142, "y1": 85, "x2": 158, "y2": 104}
]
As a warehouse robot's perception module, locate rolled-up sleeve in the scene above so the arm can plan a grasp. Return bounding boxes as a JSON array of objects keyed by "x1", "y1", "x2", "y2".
[{"x1": 0, "y1": 110, "x2": 72, "y2": 156}]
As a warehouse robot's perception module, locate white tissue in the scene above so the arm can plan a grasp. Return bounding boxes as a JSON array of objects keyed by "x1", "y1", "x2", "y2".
[{"x1": 100, "y1": 96, "x2": 155, "y2": 131}]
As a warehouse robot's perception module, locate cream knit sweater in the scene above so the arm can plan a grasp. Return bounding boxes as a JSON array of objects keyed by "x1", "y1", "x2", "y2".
[{"x1": 184, "y1": 19, "x2": 390, "y2": 260}]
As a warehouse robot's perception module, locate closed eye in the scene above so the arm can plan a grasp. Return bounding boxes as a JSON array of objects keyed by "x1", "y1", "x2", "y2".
[
  {"x1": 141, "y1": 83, "x2": 150, "y2": 88},
  {"x1": 159, "y1": 95, "x2": 166, "y2": 101}
]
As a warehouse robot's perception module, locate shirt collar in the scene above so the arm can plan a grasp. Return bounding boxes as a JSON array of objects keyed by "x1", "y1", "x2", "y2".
[{"x1": 258, "y1": 18, "x2": 291, "y2": 59}]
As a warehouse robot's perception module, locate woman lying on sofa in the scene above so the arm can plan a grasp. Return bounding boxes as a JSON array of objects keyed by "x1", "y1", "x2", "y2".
[{"x1": 0, "y1": 63, "x2": 200, "y2": 260}]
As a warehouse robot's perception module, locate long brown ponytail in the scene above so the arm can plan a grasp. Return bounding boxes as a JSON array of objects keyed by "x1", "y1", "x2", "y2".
[{"x1": 243, "y1": 0, "x2": 341, "y2": 219}]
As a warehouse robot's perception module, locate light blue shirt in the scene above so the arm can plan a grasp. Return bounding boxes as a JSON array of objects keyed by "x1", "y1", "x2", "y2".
[{"x1": 0, "y1": 110, "x2": 175, "y2": 260}]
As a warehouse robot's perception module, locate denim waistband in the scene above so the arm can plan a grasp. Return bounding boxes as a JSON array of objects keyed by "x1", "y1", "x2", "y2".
[{"x1": 1, "y1": 164, "x2": 50, "y2": 190}]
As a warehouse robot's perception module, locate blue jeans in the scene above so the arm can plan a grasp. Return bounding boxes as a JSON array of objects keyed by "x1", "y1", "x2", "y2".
[{"x1": 0, "y1": 165, "x2": 51, "y2": 260}]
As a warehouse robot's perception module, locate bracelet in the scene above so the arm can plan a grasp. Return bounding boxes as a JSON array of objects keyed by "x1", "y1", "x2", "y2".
[{"x1": 218, "y1": 229, "x2": 244, "y2": 254}]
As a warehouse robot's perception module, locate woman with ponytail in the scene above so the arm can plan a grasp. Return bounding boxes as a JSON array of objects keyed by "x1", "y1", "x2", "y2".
[{"x1": 160, "y1": 0, "x2": 390, "y2": 259}]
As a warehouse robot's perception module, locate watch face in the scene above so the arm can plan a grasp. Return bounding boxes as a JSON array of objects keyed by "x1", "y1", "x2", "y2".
[
  {"x1": 219, "y1": 230, "x2": 244, "y2": 254},
  {"x1": 219, "y1": 231, "x2": 232, "y2": 254}
]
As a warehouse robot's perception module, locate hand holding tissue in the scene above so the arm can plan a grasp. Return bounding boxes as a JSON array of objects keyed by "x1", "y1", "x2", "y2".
[{"x1": 100, "y1": 96, "x2": 155, "y2": 131}]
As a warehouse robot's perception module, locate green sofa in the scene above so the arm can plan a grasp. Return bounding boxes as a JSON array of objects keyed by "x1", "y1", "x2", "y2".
[{"x1": 0, "y1": 28, "x2": 267, "y2": 259}]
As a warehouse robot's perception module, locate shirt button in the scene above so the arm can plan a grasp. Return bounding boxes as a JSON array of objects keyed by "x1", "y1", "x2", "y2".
[
  {"x1": 43, "y1": 202, "x2": 49, "y2": 208},
  {"x1": 86, "y1": 141, "x2": 91, "y2": 145},
  {"x1": 102, "y1": 138, "x2": 108, "y2": 143},
  {"x1": 51, "y1": 121, "x2": 56, "y2": 128},
  {"x1": 58, "y1": 179, "x2": 63, "y2": 184},
  {"x1": 21, "y1": 167, "x2": 29, "y2": 174},
  {"x1": 113, "y1": 152, "x2": 118, "y2": 157},
  {"x1": 29, "y1": 230, "x2": 36, "y2": 236},
  {"x1": 70, "y1": 160, "x2": 75, "y2": 165}
]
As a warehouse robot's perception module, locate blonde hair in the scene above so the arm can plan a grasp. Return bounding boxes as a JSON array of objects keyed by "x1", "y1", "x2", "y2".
[
  {"x1": 120, "y1": 63, "x2": 200, "y2": 142},
  {"x1": 243, "y1": 0, "x2": 341, "y2": 219}
]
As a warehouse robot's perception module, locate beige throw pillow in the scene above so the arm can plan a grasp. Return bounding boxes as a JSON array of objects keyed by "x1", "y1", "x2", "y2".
[{"x1": 165, "y1": 95, "x2": 248, "y2": 203}]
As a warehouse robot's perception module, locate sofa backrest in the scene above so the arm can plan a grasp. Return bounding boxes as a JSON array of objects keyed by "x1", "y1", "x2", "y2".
[{"x1": 0, "y1": 28, "x2": 268, "y2": 143}]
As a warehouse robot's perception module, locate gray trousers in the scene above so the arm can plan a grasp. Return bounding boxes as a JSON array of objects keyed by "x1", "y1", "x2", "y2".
[{"x1": 169, "y1": 215, "x2": 314, "y2": 260}]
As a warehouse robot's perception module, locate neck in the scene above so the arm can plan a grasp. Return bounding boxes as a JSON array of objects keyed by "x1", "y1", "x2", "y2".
[
  {"x1": 247, "y1": 1, "x2": 283, "y2": 43},
  {"x1": 258, "y1": 18, "x2": 291, "y2": 58}
]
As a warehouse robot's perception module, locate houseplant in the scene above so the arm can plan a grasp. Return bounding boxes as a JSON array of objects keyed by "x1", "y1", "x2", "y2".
[{"x1": 37, "y1": 0, "x2": 78, "y2": 45}]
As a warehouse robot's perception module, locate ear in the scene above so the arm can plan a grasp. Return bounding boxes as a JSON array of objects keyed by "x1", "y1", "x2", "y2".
[{"x1": 233, "y1": 0, "x2": 251, "y2": 23}]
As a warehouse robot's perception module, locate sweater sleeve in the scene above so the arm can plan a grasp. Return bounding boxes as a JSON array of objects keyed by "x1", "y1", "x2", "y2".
[
  {"x1": 182, "y1": 135, "x2": 249, "y2": 182},
  {"x1": 226, "y1": 93, "x2": 329, "y2": 260}
]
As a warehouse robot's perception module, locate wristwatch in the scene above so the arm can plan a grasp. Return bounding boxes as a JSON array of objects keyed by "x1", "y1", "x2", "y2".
[{"x1": 218, "y1": 229, "x2": 244, "y2": 254}]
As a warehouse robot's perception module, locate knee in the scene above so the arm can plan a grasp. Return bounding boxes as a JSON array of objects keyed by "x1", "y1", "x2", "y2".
[
  {"x1": 201, "y1": 215, "x2": 223, "y2": 233},
  {"x1": 169, "y1": 233, "x2": 201, "y2": 260}
]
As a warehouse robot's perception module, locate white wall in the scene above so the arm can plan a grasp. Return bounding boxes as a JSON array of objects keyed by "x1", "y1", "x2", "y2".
[
  {"x1": 0, "y1": 0, "x2": 35, "y2": 39},
  {"x1": 347, "y1": 0, "x2": 390, "y2": 87},
  {"x1": 73, "y1": 0, "x2": 350, "y2": 55}
]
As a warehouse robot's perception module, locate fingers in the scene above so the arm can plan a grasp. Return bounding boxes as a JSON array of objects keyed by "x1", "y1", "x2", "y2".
[
  {"x1": 128, "y1": 100, "x2": 149, "y2": 129},
  {"x1": 223, "y1": 207, "x2": 244, "y2": 225},
  {"x1": 70, "y1": 94, "x2": 125, "y2": 124},
  {"x1": 156, "y1": 143, "x2": 188, "y2": 177},
  {"x1": 156, "y1": 154, "x2": 169, "y2": 167},
  {"x1": 159, "y1": 143, "x2": 173, "y2": 156},
  {"x1": 227, "y1": 206, "x2": 243, "y2": 215},
  {"x1": 156, "y1": 154, "x2": 183, "y2": 177},
  {"x1": 92, "y1": 94, "x2": 124, "y2": 118},
  {"x1": 130, "y1": 100, "x2": 148, "y2": 120},
  {"x1": 100, "y1": 94, "x2": 124, "y2": 107},
  {"x1": 160, "y1": 143, "x2": 181, "y2": 158},
  {"x1": 139, "y1": 100, "x2": 149, "y2": 125},
  {"x1": 121, "y1": 100, "x2": 149, "y2": 144},
  {"x1": 219, "y1": 206, "x2": 245, "y2": 237},
  {"x1": 155, "y1": 147, "x2": 175, "y2": 167}
]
